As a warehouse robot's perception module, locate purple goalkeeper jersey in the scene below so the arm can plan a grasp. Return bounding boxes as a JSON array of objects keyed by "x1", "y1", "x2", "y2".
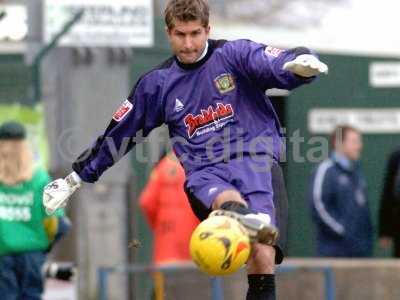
[{"x1": 72, "y1": 39, "x2": 315, "y2": 183}]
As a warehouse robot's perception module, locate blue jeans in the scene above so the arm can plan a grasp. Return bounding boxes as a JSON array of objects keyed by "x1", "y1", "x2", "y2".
[{"x1": 0, "y1": 251, "x2": 46, "y2": 300}]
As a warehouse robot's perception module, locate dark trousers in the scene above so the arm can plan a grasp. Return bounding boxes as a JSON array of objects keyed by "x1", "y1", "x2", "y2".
[{"x1": 0, "y1": 251, "x2": 46, "y2": 300}]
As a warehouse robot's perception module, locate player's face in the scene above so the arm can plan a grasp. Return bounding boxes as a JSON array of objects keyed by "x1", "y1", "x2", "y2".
[
  {"x1": 167, "y1": 19, "x2": 210, "y2": 64},
  {"x1": 340, "y1": 130, "x2": 362, "y2": 161}
]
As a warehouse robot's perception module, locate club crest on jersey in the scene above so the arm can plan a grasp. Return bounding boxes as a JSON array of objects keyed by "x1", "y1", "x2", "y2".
[
  {"x1": 184, "y1": 103, "x2": 235, "y2": 138},
  {"x1": 214, "y1": 73, "x2": 235, "y2": 94},
  {"x1": 113, "y1": 100, "x2": 133, "y2": 122}
]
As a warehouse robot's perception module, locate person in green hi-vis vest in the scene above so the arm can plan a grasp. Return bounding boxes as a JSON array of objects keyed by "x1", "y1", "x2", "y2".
[{"x1": 0, "y1": 121, "x2": 70, "y2": 300}]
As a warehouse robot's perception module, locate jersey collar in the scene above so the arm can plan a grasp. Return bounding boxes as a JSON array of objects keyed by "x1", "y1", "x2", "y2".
[{"x1": 332, "y1": 151, "x2": 356, "y2": 172}]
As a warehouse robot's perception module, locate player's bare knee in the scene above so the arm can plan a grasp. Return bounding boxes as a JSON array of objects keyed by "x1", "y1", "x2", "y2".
[
  {"x1": 212, "y1": 189, "x2": 246, "y2": 210},
  {"x1": 247, "y1": 244, "x2": 275, "y2": 274}
]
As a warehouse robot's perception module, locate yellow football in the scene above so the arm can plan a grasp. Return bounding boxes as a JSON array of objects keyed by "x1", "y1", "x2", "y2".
[{"x1": 190, "y1": 215, "x2": 251, "y2": 276}]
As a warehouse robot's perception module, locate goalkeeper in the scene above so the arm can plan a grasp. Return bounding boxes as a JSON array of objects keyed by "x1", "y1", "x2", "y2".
[
  {"x1": 43, "y1": 0, "x2": 328, "y2": 299},
  {"x1": 0, "y1": 121, "x2": 71, "y2": 299}
]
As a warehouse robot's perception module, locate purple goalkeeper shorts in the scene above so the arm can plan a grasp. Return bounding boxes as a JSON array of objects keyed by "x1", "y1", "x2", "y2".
[
  {"x1": 184, "y1": 155, "x2": 288, "y2": 264},
  {"x1": 184, "y1": 155, "x2": 275, "y2": 221}
]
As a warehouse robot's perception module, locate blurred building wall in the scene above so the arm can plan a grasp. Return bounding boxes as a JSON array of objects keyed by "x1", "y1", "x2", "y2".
[
  {"x1": 42, "y1": 48, "x2": 132, "y2": 300},
  {"x1": 286, "y1": 54, "x2": 400, "y2": 257},
  {"x1": 24, "y1": 2, "x2": 133, "y2": 299}
]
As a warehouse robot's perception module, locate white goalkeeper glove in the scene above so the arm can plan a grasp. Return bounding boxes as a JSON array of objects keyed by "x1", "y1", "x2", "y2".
[
  {"x1": 283, "y1": 54, "x2": 328, "y2": 77},
  {"x1": 43, "y1": 172, "x2": 82, "y2": 215}
]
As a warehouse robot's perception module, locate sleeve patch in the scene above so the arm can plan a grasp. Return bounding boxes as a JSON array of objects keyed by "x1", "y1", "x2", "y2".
[
  {"x1": 113, "y1": 100, "x2": 133, "y2": 122},
  {"x1": 265, "y1": 45, "x2": 284, "y2": 57}
]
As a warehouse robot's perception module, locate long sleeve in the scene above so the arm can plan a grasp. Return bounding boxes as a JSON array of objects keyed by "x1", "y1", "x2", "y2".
[
  {"x1": 72, "y1": 74, "x2": 165, "y2": 183},
  {"x1": 223, "y1": 39, "x2": 316, "y2": 91},
  {"x1": 310, "y1": 160, "x2": 345, "y2": 236}
]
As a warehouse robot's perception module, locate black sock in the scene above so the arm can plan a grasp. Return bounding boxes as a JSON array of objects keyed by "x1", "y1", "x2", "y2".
[
  {"x1": 246, "y1": 274, "x2": 276, "y2": 300},
  {"x1": 220, "y1": 201, "x2": 252, "y2": 215}
]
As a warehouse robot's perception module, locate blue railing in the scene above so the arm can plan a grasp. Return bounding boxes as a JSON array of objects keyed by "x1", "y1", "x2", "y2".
[
  {"x1": 97, "y1": 263, "x2": 335, "y2": 300},
  {"x1": 277, "y1": 265, "x2": 336, "y2": 300}
]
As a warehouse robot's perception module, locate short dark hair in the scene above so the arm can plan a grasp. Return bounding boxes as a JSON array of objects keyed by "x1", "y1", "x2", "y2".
[
  {"x1": 330, "y1": 125, "x2": 360, "y2": 149},
  {"x1": 164, "y1": 0, "x2": 209, "y2": 30}
]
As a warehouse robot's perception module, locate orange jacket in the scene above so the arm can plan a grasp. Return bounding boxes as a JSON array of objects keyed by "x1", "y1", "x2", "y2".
[{"x1": 139, "y1": 154, "x2": 199, "y2": 265}]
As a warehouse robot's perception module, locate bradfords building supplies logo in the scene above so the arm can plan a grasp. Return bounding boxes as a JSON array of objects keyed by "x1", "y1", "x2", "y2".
[{"x1": 184, "y1": 103, "x2": 235, "y2": 138}]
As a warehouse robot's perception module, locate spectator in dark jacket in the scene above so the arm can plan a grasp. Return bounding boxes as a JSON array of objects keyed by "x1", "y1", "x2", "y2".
[
  {"x1": 379, "y1": 148, "x2": 400, "y2": 256},
  {"x1": 309, "y1": 125, "x2": 373, "y2": 257}
]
